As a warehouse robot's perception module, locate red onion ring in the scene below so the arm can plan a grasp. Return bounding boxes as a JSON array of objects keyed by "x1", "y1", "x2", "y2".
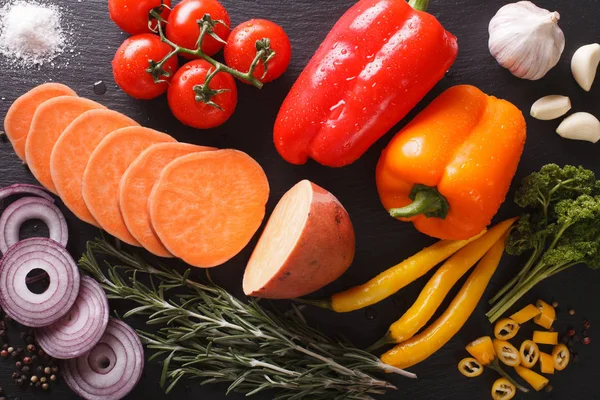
[
  {"x1": 62, "y1": 318, "x2": 144, "y2": 400},
  {"x1": 36, "y1": 276, "x2": 109, "y2": 359},
  {"x1": 0, "y1": 238, "x2": 80, "y2": 327},
  {"x1": 0, "y1": 197, "x2": 68, "y2": 254},
  {"x1": 0, "y1": 184, "x2": 53, "y2": 203}
]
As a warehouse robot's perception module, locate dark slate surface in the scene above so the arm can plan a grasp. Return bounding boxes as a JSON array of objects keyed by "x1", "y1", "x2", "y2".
[{"x1": 0, "y1": 0, "x2": 599, "y2": 399}]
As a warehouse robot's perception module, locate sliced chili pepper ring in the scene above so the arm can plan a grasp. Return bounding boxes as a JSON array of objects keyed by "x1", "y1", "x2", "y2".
[
  {"x1": 520, "y1": 340, "x2": 540, "y2": 369},
  {"x1": 494, "y1": 318, "x2": 520, "y2": 340},
  {"x1": 492, "y1": 377, "x2": 516, "y2": 400},
  {"x1": 458, "y1": 357, "x2": 484, "y2": 378},
  {"x1": 552, "y1": 344, "x2": 570, "y2": 371},
  {"x1": 493, "y1": 339, "x2": 521, "y2": 367}
]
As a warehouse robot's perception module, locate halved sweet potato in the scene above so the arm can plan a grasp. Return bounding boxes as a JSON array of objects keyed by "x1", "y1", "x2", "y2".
[{"x1": 243, "y1": 180, "x2": 355, "y2": 299}]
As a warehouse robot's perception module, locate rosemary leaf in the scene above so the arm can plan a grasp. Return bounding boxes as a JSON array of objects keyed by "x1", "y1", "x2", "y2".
[{"x1": 79, "y1": 239, "x2": 415, "y2": 399}]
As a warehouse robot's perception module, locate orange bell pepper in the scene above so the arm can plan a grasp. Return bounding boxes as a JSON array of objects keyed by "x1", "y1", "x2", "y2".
[{"x1": 376, "y1": 85, "x2": 526, "y2": 240}]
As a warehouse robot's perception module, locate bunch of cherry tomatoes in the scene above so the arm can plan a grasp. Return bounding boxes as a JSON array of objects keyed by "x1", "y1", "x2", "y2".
[{"x1": 108, "y1": 0, "x2": 292, "y2": 129}]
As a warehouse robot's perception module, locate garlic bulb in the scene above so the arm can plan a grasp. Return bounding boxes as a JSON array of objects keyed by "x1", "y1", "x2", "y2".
[{"x1": 489, "y1": 1, "x2": 565, "y2": 80}]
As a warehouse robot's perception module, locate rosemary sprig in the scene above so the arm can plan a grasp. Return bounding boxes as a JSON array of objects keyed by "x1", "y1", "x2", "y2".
[{"x1": 79, "y1": 239, "x2": 414, "y2": 400}]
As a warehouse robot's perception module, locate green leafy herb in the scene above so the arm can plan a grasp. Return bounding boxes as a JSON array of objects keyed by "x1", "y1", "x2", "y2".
[
  {"x1": 79, "y1": 239, "x2": 414, "y2": 400},
  {"x1": 487, "y1": 164, "x2": 600, "y2": 323}
]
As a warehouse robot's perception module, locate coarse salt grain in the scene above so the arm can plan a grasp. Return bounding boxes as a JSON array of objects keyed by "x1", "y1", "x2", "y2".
[{"x1": 0, "y1": 0, "x2": 66, "y2": 66}]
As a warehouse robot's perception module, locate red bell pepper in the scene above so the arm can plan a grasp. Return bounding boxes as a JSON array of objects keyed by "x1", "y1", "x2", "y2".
[{"x1": 274, "y1": 0, "x2": 458, "y2": 167}]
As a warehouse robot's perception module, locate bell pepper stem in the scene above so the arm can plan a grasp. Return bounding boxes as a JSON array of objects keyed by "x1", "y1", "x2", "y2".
[
  {"x1": 389, "y1": 185, "x2": 449, "y2": 219},
  {"x1": 489, "y1": 360, "x2": 529, "y2": 393},
  {"x1": 408, "y1": 0, "x2": 430, "y2": 12}
]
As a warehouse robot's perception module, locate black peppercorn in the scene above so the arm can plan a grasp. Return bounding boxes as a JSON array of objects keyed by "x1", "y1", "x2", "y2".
[
  {"x1": 0, "y1": 397, "x2": 5, "y2": 400},
  {"x1": 19, "y1": 331, "x2": 27, "y2": 340},
  {"x1": 15, "y1": 361, "x2": 22, "y2": 369},
  {"x1": 0, "y1": 330, "x2": 6, "y2": 338},
  {"x1": 35, "y1": 381, "x2": 41, "y2": 388},
  {"x1": 584, "y1": 320, "x2": 591, "y2": 330},
  {"x1": 36, "y1": 365, "x2": 43, "y2": 374},
  {"x1": 3, "y1": 315, "x2": 11, "y2": 323},
  {"x1": 51, "y1": 365, "x2": 59, "y2": 373},
  {"x1": 1, "y1": 344, "x2": 8, "y2": 350},
  {"x1": 21, "y1": 366, "x2": 30, "y2": 374},
  {"x1": 37, "y1": 349, "x2": 45, "y2": 358},
  {"x1": 11, "y1": 372, "x2": 19, "y2": 379},
  {"x1": 25, "y1": 336, "x2": 34, "y2": 345},
  {"x1": 30, "y1": 354, "x2": 38, "y2": 362}
]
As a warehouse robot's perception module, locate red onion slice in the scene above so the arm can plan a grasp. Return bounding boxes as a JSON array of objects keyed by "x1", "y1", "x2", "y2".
[
  {"x1": 0, "y1": 238, "x2": 80, "y2": 327},
  {"x1": 0, "y1": 184, "x2": 54, "y2": 203},
  {"x1": 62, "y1": 318, "x2": 144, "y2": 400},
  {"x1": 0, "y1": 197, "x2": 68, "y2": 254},
  {"x1": 36, "y1": 276, "x2": 109, "y2": 359}
]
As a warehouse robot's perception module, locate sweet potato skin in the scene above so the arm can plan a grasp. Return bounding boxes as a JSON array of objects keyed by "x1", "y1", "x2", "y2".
[{"x1": 244, "y1": 182, "x2": 355, "y2": 299}]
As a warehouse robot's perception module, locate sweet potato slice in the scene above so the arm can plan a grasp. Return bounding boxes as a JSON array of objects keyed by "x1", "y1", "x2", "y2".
[
  {"x1": 82, "y1": 127, "x2": 175, "y2": 246},
  {"x1": 119, "y1": 143, "x2": 214, "y2": 257},
  {"x1": 149, "y1": 150, "x2": 269, "y2": 268},
  {"x1": 51, "y1": 109, "x2": 139, "y2": 227},
  {"x1": 25, "y1": 96, "x2": 106, "y2": 193},
  {"x1": 243, "y1": 180, "x2": 355, "y2": 299},
  {"x1": 4, "y1": 83, "x2": 77, "y2": 161}
]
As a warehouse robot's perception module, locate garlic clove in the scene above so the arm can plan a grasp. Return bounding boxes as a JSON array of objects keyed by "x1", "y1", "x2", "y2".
[
  {"x1": 571, "y1": 43, "x2": 600, "y2": 92},
  {"x1": 530, "y1": 95, "x2": 571, "y2": 120},
  {"x1": 488, "y1": 1, "x2": 565, "y2": 81},
  {"x1": 556, "y1": 112, "x2": 600, "y2": 143}
]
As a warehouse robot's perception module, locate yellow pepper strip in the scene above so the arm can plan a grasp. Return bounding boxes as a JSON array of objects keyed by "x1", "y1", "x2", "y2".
[
  {"x1": 519, "y1": 340, "x2": 540, "y2": 369},
  {"x1": 510, "y1": 304, "x2": 540, "y2": 324},
  {"x1": 552, "y1": 344, "x2": 570, "y2": 371},
  {"x1": 462, "y1": 336, "x2": 529, "y2": 393},
  {"x1": 466, "y1": 336, "x2": 497, "y2": 366},
  {"x1": 379, "y1": 237, "x2": 506, "y2": 366},
  {"x1": 494, "y1": 318, "x2": 520, "y2": 340},
  {"x1": 533, "y1": 300, "x2": 556, "y2": 330},
  {"x1": 539, "y1": 352, "x2": 555, "y2": 374},
  {"x1": 533, "y1": 331, "x2": 558, "y2": 346},
  {"x1": 376, "y1": 219, "x2": 516, "y2": 347},
  {"x1": 458, "y1": 357, "x2": 484, "y2": 378},
  {"x1": 492, "y1": 377, "x2": 516, "y2": 400},
  {"x1": 326, "y1": 232, "x2": 485, "y2": 312},
  {"x1": 514, "y1": 365, "x2": 549, "y2": 391},
  {"x1": 493, "y1": 339, "x2": 521, "y2": 367}
]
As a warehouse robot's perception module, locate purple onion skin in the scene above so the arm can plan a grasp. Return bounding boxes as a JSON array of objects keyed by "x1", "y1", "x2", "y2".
[
  {"x1": 36, "y1": 276, "x2": 109, "y2": 359},
  {"x1": 0, "y1": 184, "x2": 53, "y2": 203},
  {"x1": 0, "y1": 196, "x2": 68, "y2": 254},
  {"x1": 62, "y1": 318, "x2": 144, "y2": 400},
  {"x1": 0, "y1": 238, "x2": 80, "y2": 327}
]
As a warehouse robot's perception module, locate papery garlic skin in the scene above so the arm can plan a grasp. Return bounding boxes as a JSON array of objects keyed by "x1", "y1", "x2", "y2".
[
  {"x1": 556, "y1": 112, "x2": 600, "y2": 143},
  {"x1": 571, "y1": 43, "x2": 600, "y2": 92},
  {"x1": 489, "y1": 1, "x2": 565, "y2": 80},
  {"x1": 530, "y1": 95, "x2": 571, "y2": 120}
]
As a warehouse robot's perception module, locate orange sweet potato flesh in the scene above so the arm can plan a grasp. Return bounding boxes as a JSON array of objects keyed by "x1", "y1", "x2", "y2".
[
  {"x1": 243, "y1": 180, "x2": 355, "y2": 299},
  {"x1": 119, "y1": 142, "x2": 214, "y2": 258},
  {"x1": 82, "y1": 127, "x2": 176, "y2": 246},
  {"x1": 51, "y1": 109, "x2": 139, "y2": 227},
  {"x1": 4, "y1": 83, "x2": 77, "y2": 161},
  {"x1": 25, "y1": 96, "x2": 106, "y2": 193},
  {"x1": 149, "y1": 150, "x2": 269, "y2": 268}
]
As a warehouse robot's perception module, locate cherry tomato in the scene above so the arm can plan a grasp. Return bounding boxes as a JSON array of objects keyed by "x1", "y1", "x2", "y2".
[
  {"x1": 112, "y1": 33, "x2": 179, "y2": 100},
  {"x1": 166, "y1": 0, "x2": 230, "y2": 57},
  {"x1": 108, "y1": 0, "x2": 171, "y2": 35},
  {"x1": 168, "y1": 60, "x2": 237, "y2": 129},
  {"x1": 224, "y1": 19, "x2": 292, "y2": 83}
]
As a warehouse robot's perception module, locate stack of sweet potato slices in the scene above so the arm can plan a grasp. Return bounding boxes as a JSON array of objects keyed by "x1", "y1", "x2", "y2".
[{"x1": 3, "y1": 83, "x2": 270, "y2": 268}]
